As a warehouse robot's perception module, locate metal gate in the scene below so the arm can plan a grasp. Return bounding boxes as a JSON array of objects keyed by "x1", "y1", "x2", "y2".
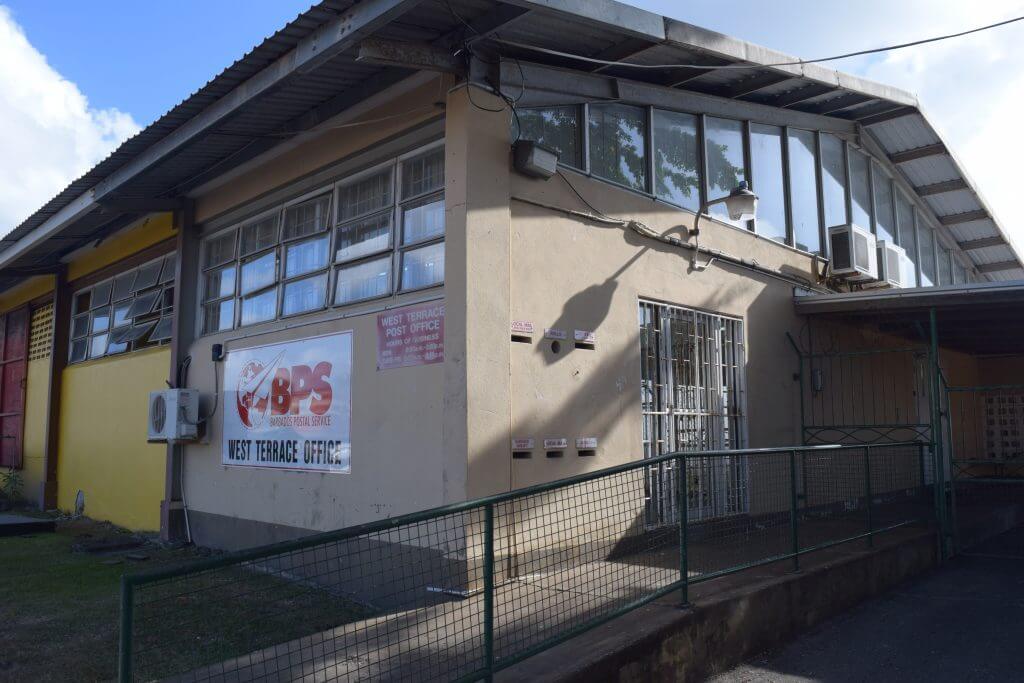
[{"x1": 639, "y1": 300, "x2": 747, "y2": 524}]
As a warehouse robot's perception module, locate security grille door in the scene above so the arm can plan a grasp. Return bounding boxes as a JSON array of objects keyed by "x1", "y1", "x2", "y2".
[
  {"x1": 0, "y1": 307, "x2": 29, "y2": 469},
  {"x1": 640, "y1": 300, "x2": 747, "y2": 524}
]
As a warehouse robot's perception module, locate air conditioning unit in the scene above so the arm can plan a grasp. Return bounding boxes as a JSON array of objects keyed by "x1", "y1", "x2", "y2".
[
  {"x1": 828, "y1": 224, "x2": 877, "y2": 281},
  {"x1": 864, "y1": 240, "x2": 907, "y2": 288},
  {"x1": 148, "y1": 389, "x2": 200, "y2": 443}
]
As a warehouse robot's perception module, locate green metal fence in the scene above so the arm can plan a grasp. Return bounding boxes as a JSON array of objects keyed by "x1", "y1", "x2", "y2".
[{"x1": 120, "y1": 442, "x2": 932, "y2": 682}]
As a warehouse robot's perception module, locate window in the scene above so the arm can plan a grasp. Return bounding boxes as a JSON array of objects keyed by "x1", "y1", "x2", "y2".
[
  {"x1": 199, "y1": 142, "x2": 445, "y2": 335},
  {"x1": 895, "y1": 193, "x2": 917, "y2": 285},
  {"x1": 397, "y1": 148, "x2": 446, "y2": 291},
  {"x1": 872, "y1": 164, "x2": 895, "y2": 243},
  {"x1": 848, "y1": 149, "x2": 871, "y2": 230},
  {"x1": 652, "y1": 109, "x2": 700, "y2": 212},
  {"x1": 705, "y1": 117, "x2": 747, "y2": 227},
  {"x1": 516, "y1": 106, "x2": 582, "y2": 168},
  {"x1": 69, "y1": 253, "x2": 176, "y2": 363},
  {"x1": 588, "y1": 103, "x2": 646, "y2": 191},
  {"x1": 820, "y1": 133, "x2": 848, "y2": 228},
  {"x1": 787, "y1": 129, "x2": 821, "y2": 253},
  {"x1": 918, "y1": 223, "x2": 937, "y2": 286},
  {"x1": 749, "y1": 123, "x2": 787, "y2": 244}
]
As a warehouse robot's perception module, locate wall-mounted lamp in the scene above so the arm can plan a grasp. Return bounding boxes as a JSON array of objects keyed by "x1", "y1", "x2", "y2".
[
  {"x1": 694, "y1": 181, "x2": 758, "y2": 236},
  {"x1": 691, "y1": 182, "x2": 758, "y2": 270},
  {"x1": 513, "y1": 140, "x2": 559, "y2": 179}
]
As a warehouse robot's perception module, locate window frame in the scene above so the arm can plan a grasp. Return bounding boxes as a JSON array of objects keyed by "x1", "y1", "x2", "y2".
[
  {"x1": 196, "y1": 139, "x2": 445, "y2": 336},
  {"x1": 515, "y1": 101, "x2": 979, "y2": 274},
  {"x1": 68, "y1": 252, "x2": 176, "y2": 364}
]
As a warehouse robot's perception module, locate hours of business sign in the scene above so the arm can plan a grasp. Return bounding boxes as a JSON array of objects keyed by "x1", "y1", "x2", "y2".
[
  {"x1": 377, "y1": 302, "x2": 445, "y2": 370},
  {"x1": 222, "y1": 332, "x2": 352, "y2": 473}
]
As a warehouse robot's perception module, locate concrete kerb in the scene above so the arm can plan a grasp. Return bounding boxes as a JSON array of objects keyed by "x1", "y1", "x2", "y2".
[{"x1": 497, "y1": 528, "x2": 937, "y2": 683}]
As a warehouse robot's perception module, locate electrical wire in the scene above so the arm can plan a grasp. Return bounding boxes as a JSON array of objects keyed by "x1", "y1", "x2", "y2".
[
  {"x1": 488, "y1": 14, "x2": 1024, "y2": 70},
  {"x1": 521, "y1": 173, "x2": 831, "y2": 292}
]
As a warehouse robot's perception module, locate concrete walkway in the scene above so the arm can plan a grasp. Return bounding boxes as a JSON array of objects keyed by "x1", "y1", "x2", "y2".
[{"x1": 710, "y1": 525, "x2": 1024, "y2": 683}]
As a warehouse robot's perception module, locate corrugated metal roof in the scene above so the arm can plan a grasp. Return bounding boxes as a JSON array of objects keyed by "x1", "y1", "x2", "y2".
[{"x1": 2, "y1": 0, "x2": 1021, "y2": 289}]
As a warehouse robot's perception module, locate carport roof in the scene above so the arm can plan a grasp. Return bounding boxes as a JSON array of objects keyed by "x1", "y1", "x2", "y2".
[
  {"x1": 1, "y1": 0, "x2": 1021, "y2": 291},
  {"x1": 794, "y1": 282, "x2": 1024, "y2": 355}
]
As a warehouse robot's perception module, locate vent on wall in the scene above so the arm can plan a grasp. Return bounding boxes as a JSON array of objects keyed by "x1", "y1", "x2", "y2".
[{"x1": 29, "y1": 303, "x2": 54, "y2": 361}]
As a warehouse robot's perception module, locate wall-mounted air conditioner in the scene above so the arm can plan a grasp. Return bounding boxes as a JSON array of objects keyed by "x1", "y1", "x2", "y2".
[
  {"x1": 148, "y1": 389, "x2": 200, "y2": 443},
  {"x1": 864, "y1": 240, "x2": 906, "y2": 288},
  {"x1": 828, "y1": 224, "x2": 877, "y2": 281}
]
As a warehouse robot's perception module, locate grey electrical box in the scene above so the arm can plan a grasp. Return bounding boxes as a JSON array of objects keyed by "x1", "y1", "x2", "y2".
[{"x1": 513, "y1": 140, "x2": 559, "y2": 179}]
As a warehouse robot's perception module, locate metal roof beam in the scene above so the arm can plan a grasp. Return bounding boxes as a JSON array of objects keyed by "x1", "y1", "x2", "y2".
[
  {"x1": 957, "y1": 236, "x2": 1006, "y2": 251},
  {"x1": 451, "y1": 4, "x2": 532, "y2": 45},
  {"x1": 857, "y1": 105, "x2": 918, "y2": 126},
  {"x1": 914, "y1": 178, "x2": 968, "y2": 196},
  {"x1": 939, "y1": 209, "x2": 989, "y2": 226},
  {"x1": 503, "y1": 0, "x2": 666, "y2": 42},
  {"x1": 590, "y1": 37, "x2": 659, "y2": 73},
  {"x1": 889, "y1": 143, "x2": 946, "y2": 164},
  {"x1": 759, "y1": 83, "x2": 835, "y2": 108},
  {"x1": 501, "y1": 60, "x2": 858, "y2": 134},
  {"x1": 97, "y1": 198, "x2": 184, "y2": 213},
  {"x1": 356, "y1": 39, "x2": 464, "y2": 73},
  {"x1": 977, "y1": 260, "x2": 1020, "y2": 274},
  {"x1": 0, "y1": 0, "x2": 423, "y2": 270},
  {"x1": 710, "y1": 72, "x2": 794, "y2": 98},
  {"x1": 796, "y1": 92, "x2": 873, "y2": 115}
]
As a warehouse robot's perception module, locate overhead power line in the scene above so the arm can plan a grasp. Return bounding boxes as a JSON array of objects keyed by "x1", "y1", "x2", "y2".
[{"x1": 488, "y1": 14, "x2": 1024, "y2": 71}]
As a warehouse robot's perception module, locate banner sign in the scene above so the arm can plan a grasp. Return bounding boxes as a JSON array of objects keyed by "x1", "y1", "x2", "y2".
[
  {"x1": 377, "y1": 302, "x2": 445, "y2": 370},
  {"x1": 223, "y1": 333, "x2": 352, "y2": 473}
]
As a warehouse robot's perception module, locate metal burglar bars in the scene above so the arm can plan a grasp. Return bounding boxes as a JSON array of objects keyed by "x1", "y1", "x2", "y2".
[{"x1": 120, "y1": 443, "x2": 932, "y2": 682}]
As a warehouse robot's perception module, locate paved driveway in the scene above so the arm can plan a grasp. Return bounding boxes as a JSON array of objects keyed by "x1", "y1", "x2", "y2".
[{"x1": 710, "y1": 526, "x2": 1024, "y2": 683}]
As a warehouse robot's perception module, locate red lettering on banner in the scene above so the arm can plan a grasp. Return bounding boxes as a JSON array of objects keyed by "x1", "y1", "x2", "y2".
[{"x1": 310, "y1": 362, "x2": 332, "y2": 415}]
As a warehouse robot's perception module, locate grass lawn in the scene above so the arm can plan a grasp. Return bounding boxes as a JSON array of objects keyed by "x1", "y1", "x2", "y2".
[{"x1": 0, "y1": 518, "x2": 369, "y2": 682}]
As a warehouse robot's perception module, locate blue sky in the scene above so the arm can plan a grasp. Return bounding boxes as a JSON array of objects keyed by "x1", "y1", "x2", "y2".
[{"x1": 2, "y1": 0, "x2": 1024, "y2": 256}]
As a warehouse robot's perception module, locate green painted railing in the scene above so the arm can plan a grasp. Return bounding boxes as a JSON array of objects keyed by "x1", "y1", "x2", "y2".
[{"x1": 119, "y1": 442, "x2": 932, "y2": 682}]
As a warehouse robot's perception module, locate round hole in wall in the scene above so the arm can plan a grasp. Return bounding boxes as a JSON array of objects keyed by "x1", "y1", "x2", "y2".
[{"x1": 550, "y1": 340, "x2": 562, "y2": 354}]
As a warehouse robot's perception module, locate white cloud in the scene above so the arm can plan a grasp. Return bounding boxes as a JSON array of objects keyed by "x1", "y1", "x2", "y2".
[
  {"x1": 0, "y1": 6, "x2": 140, "y2": 236},
  {"x1": 858, "y1": 0, "x2": 1024, "y2": 256}
]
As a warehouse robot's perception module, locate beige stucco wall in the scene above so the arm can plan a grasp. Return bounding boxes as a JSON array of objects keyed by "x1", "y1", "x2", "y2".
[
  {"x1": 499, "y1": 168, "x2": 818, "y2": 494},
  {"x1": 180, "y1": 76, "x2": 464, "y2": 539}
]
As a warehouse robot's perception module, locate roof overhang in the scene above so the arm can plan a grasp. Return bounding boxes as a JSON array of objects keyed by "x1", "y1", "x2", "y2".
[
  {"x1": 794, "y1": 282, "x2": 1024, "y2": 355},
  {"x1": 2, "y1": 0, "x2": 1021, "y2": 292}
]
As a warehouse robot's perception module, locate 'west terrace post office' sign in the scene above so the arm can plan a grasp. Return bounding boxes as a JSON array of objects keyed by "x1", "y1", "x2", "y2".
[
  {"x1": 377, "y1": 302, "x2": 445, "y2": 370},
  {"x1": 223, "y1": 333, "x2": 352, "y2": 473}
]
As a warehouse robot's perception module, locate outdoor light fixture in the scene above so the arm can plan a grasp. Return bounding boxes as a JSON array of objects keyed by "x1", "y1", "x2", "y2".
[
  {"x1": 703, "y1": 181, "x2": 758, "y2": 226},
  {"x1": 691, "y1": 182, "x2": 759, "y2": 270},
  {"x1": 512, "y1": 140, "x2": 559, "y2": 179}
]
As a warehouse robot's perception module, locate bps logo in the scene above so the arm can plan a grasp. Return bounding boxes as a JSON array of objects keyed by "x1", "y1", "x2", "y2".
[{"x1": 235, "y1": 349, "x2": 334, "y2": 429}]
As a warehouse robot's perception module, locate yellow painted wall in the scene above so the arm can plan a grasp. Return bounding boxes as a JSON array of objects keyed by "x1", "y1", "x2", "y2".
[
  {"x1": 0, "y1": 276, "x2": 54, "y2": 312},
  {"x1": 68, "y1": 212, "x2": 175, "y2": 280},
  {"x1": 19, "y1": 359, "x2": 50, "y2": 507},
  {"x1": 56, "y1": 347, "x2": 169, "y2": 530}
]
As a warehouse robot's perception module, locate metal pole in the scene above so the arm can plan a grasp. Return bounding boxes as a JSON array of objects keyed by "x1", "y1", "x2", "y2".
[
  {"x1": 943, "y1": 381, "x2": 959, "y2": 553},
  {"x1": 677, "y1": 454, "x2": 689, "y2": 606},
  {"x1": 928, "y1": 307, "x2": 947, "y2": 561},
  {"x1": 918, "y1": 441, "x2": 926, "y2": 496},
  {"x1": 118, "y1": 576, "x2": 133, "y2": 683},
  {"x1": 790, "y1": 450, "x2": 800, "y2": 572},
  {"x1": 483, "y1": 503, "x2": 495, "y2": 681},
  {"x1": 864, "y1": 445, "x2": 874, "y2": 548}
]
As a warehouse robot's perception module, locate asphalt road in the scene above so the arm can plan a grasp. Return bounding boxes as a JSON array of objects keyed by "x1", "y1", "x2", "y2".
[{"x1": 710, "y1": 526, "x2": 1024, "y2": 683}]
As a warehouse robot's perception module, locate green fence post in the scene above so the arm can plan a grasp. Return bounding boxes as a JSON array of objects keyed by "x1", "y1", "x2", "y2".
[
  {"x1": 483, "y1": 503, "x2": 495, "y2": 681},
  {"x1": 790, "y1": 450, "x2": 800, "y2": 572},
  {"x1": 677, "y1": 454, "x2": 689, "y2": 606},
  {"x1": 118, "y1": 575, "x2": 133, "y2": 683},
  {"x1": 918, "y1": 441, "x2": 926, "y2": 497},
  {"x1": 864, "y1": 445, "x2": 874, "y2": 549}
]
